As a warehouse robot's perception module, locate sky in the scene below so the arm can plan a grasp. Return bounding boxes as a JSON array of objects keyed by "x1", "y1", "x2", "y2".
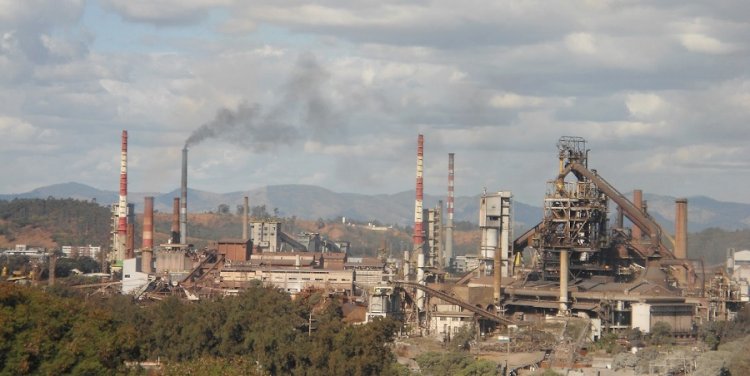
[{"x1": 1, "y1": 0, "x2": 749, "y2": 205}]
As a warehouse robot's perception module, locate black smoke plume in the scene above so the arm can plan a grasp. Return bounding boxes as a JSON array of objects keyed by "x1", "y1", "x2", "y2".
[{"x1": 185, "y1": 53, "x2": 339, "y2": 149}]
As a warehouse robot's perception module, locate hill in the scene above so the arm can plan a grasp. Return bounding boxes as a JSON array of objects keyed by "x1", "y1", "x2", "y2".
[
  {"x1": 0, "y1": 197, "x2": 747, "y2": 264},
  {"x1": 0, "y1": 198, "x2": 111, "y2": 250},
  {"x1": 1, "y1": 183, "x2": 749, "y2": 234}
]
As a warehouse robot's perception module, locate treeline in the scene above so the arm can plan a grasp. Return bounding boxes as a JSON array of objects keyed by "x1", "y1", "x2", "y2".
[
  {"x1": 689, "y1": 227, "x2": 750, "y2": 265},
  {"x1": 0, "y1": 283, "x2": 404, "y2": 375},
  {"x1": 0, "y1": 198, "x2": 111, "y2": 247}
]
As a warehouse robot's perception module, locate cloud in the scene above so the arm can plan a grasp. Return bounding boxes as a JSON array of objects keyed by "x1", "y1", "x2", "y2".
[
  {"x1": 101, "y1": 0, "x2": 231, "y2": 26},
  {"x1": 680, "y1": 33, "x2": 737, "y2": 54},
  {"x1": 625, "y1": 93, "x2": 666, "y2": 118},
  {"x1": 1, "y1": 0, "x2": 750, "y2": 206},
  {"x1": 489, "y1": 93, "x2": 544, "y2": 109},
  {"x1": 565, "y1": 32, "x2": 597, "y2": 54}
]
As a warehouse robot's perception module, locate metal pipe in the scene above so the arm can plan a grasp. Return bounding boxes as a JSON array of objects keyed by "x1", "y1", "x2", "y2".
[
  {"x1": 417, "y1": 252, "x2": 425, "y2": 310},
  {"x1": 126, "y1": 222, "x2": 135, "y2": 259},
  {"x1": 559, "y1": 250, "x2": 569, "y2": 315},
  {"x1": 494, "y1": 244, "x2": 502, "y2": 302},
  {"x1": 143, "y1": 197, "x2": 154, "y2": 250},
  {"x1": 48, "y1": 252, "x2": 56, "y2": 286},
  {"x1": 500, "y1": 192, "x2": 511, "y2": 277},
  {"x1": 243, "y1": 196, "x2": 249, "y2": 240},
  {"x1": 632, "y1": 189, "x2": 643, "y2": 241},
  {"x1": 446, "y1": 153, "x2": 454, "y2": 268},
  {"x1": 674, "y1": 198, "x2": 688, "y2": 260},
  {"x1": 142, "y1": 196, "x2": 154, "y2": 274},
  {"x1": 171, "y1": 197, "x2": 180, "y2": 243},
  {"x1": 180, "y1": 146, "x2": 188, "y2": 244}
]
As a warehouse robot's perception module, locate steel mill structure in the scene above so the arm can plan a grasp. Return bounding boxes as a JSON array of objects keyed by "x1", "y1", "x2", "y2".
[{"x1": 108, "y1": 131, "x2": 747, "y2": 350}]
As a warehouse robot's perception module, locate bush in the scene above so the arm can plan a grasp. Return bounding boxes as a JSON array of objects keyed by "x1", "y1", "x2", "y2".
[{"x1": 649, "y1": 322, "x2": 674, "y2": 346}]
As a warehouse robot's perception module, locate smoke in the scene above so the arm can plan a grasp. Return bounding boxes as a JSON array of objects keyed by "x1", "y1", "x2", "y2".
[
  {"x1": 185, "y1": 53, "x2": 340, "y2": 150},
  {"x1": 184, "y1": 103, "x2": 299, "y2": 151}
]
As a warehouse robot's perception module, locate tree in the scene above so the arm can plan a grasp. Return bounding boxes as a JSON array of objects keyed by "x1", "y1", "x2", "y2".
[
  {"x1": 649, "y1": 322, "x2": 674, "y2": 346},
  {"x1": 218, "y1": 204, "x2": 230, "y2": 215},
  {"x1": 450, "y1": 324, "x2": 476, "y2": 351}
]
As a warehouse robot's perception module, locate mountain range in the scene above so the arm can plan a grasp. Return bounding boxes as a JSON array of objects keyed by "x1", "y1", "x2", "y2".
[{"x1": 1, "y1": 182, "x2": 749, "y2": 232}]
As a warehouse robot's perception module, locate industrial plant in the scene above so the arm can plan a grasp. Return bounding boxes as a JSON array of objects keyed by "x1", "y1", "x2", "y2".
[{"x1": 105, "y1": 130, "x2": 748, "y2": 372}]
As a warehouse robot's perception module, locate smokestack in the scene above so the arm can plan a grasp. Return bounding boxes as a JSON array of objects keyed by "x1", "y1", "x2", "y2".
[
  {"x1": 48, "y1": 252, "x2": 57, "y2": 286},
  {"x1": 559, "y1": 250, "x2": 569, "y2": 315},
  {"x1": 494, "y1": 242, "x2": 502, "y2": 301},
  {"x1": 243, "y1": 196, "x2": 249, "y2": 240},
  {"x1": 142, "y1": 196, "x2": 154, "y2": 274},
  {"x1": 417, "y1": 253, "x2": 425, "y2": 310},
  {"x1": 117, "y1": 130, "x2": 128, "y2": 262},
  {"x1": 446, "y1": 153, "x2": 454, "y2": 268},
  {"x1": 675, "y1": 198, "x2": 688, "y2": 260},
  {"x1": 632, "y1": 189, "x2": 643, "y2": 241},
  {"x1": 180, "y1": 147, "x2": 188, "y2": 244},
  {"x1": 126, "y1": 222, "x2": 135, "y2": 259},
  {"x1": 171, "y1": 197, "x2": 180, "y2": 243},
  {"x1": 413, "y1": 134, "x2": 424, "y2": 259}
]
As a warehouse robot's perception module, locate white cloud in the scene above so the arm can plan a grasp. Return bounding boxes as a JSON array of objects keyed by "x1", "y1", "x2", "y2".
[
  {"x1": 101, "y1": 0, "x2": 231, "y2": 25},
  {"x1": 565, "y1": 32, "x2": 597, "y2": 54},
  {"x1": 0, "y1": 117, "x2": 57, "y2": 150},
  {"x1": 489, "y1": 92, "x2": 544, "y2": 109},
  {"x1": 680, "y1": 33, "x2": 737, "y2": 54},
  {"x1": 625, "y1": 93, "x2": 666, "y2": 118}
]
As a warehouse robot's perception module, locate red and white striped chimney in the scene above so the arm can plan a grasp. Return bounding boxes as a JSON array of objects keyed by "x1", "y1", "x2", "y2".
[
  {"x1": 413, "y1": 134, "x2": 424, "y2": 252},
  {"x1": 117, "y1": 130, "x2": 128, "y2": 261},
  {"x1": 445, "y1": 153, "x2": 454, "y2": 267}
]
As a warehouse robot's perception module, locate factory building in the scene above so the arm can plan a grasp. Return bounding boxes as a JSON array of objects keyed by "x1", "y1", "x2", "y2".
[
  {"x1": 220, "y1": 267, "x2": 354, "y2": 294},
  {"x1": 366, "y1": 285, "x2": 402, "y2": 322},
  {"x1": 122, "y1": 257, "x2": 152, "y2": 295},
  {"x1": 429, "y1": 304, "x2": 475, "y2": 340},
  {"x1": 344, "y1": 257, "x2": 389, "y2": 287}
]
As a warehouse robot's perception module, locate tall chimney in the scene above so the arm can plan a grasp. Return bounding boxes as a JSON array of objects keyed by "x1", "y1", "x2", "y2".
[
  {"x1": 180, "y1": 147, "x2": 188, "y2": 244},
  {"x1": 126, "y1": 222, "x2": 135, "y2": 259},
  {"x1": 48, "y1": 251, "x2": 57, "y2": 286},
  {"x1": 243, "y1": 196, "x2": 249, "y2": 240},
  {"x1": 171, "y1": 197, "x2": 180, "y2": 243},
  {"x1": 117, "y1": 130, "x2": 128, "y2": 262},
  {"x1": 559, "y1": 250, "x2": 569, "y2": 315},
  {"x1": 142, "y1": 196, "x2": 154, "y2": 273},
  {"x1": 412, "y1": 134, "x2": 424, "y2": 265},
  {"x1": 445, "y1": 153, "x2": 454, "y2": 268},
  {"x1": 632, "y1": 189, "x2": 643, "y2": 241},
  {"x1": 675, "y1": 198, "x2": 688, "y2": 259}
]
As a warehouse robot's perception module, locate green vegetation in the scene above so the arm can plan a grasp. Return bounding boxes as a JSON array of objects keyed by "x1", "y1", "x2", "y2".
[
  {"x1": 0, "y1": 285, "x2": 138, "y2": 375},
  {"x1": 0, "y1": 198, "x2": 111, "y2": 247},
  {"x1": 0, "y1": 284, "x2": 401, "y2": 375},
  {"x1": 689, "y1": 227, "x2": 750, "y2": 265},
  {"x1": 415, "y1": 352, "x2": 499, "y2": 376}
]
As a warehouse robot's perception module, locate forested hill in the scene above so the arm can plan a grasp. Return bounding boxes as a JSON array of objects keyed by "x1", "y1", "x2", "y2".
[{"x1": 0, "y1": 198, "x2": 111, "y2": 249}]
